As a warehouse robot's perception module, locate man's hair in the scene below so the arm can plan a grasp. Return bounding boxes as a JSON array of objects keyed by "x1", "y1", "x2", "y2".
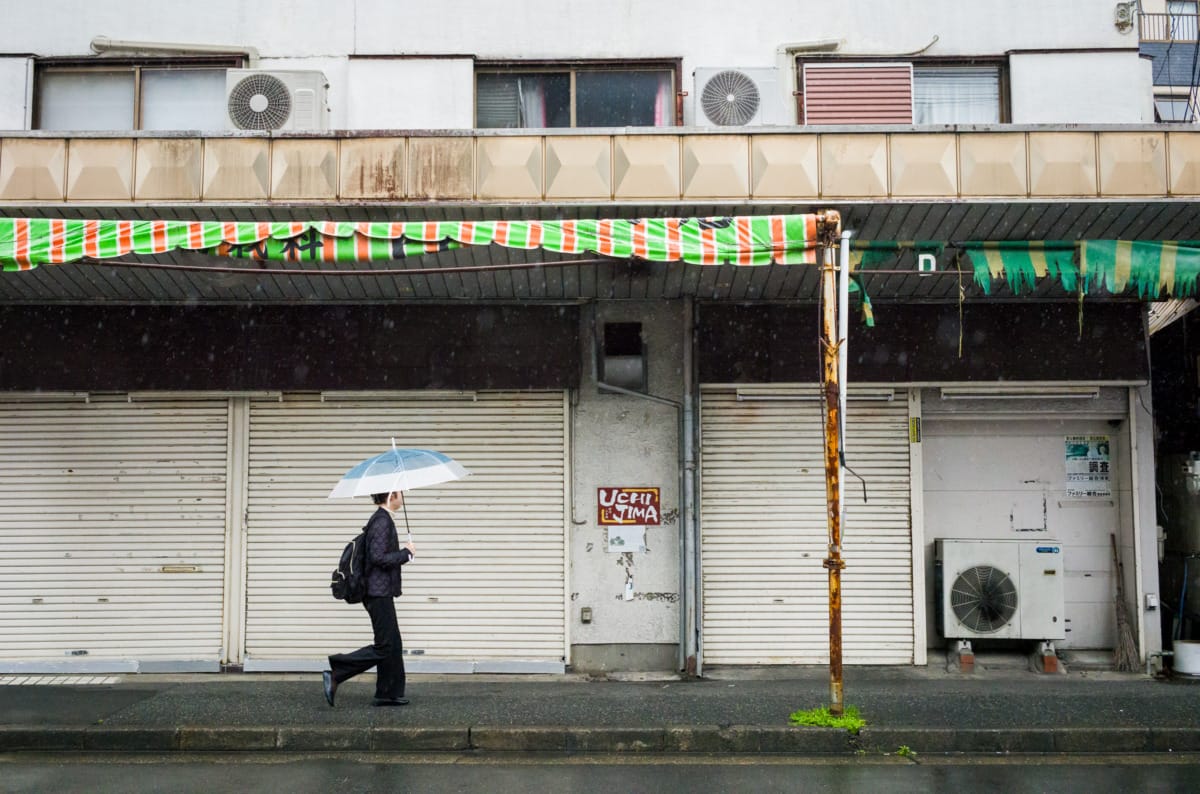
[{"x1": 372, "y1": 492, "x2": 389, "y2": 505}]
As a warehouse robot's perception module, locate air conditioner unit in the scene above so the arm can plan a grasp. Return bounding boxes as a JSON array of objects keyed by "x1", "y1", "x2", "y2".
[
  {"x1": 935, "y1": 539, "x2": 1066, "y2": 641},
  {"x1": 225, "y1": 69, "x2": 329, "y2": 131},
  {"x1": 693, "y1": 67, "x2": 788, "y2": 127}
]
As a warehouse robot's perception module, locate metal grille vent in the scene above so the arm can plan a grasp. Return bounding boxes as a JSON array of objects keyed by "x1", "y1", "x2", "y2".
[
  {"x1": 950, "y1": 565, "x2": 1018, "y2": 633},
  {"x1": 227, "y1": 73, "x2": 293, "y2": 130},
  {"x1": 700, "y1": 70, "x2": 761, "y2": 126}
]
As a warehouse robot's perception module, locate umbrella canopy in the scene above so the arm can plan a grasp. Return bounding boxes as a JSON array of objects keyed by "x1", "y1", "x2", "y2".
[{"x1": 328, "y1": 446, "x2": 470, "y2": 499}]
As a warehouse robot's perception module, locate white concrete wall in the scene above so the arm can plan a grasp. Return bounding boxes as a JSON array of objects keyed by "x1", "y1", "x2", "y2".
[
  {"x1": 1131, "y1": 385, "x2": 1163, "y2": 665},
  {"x1": 5, "y1": 0, "x2": 1130, "y2": 58},
  {"x1": 922, "y1": 417, "x2": 1129, "y2": 650},
  {"x1": 0, "y1": 58, "x2": 31, "y2": 129},
  {"x1": 0, "y1": 0, "x2": 1145, "y2": 130},
  {"x1": 1010, "y1": 51, "x2": 1155, "y2": 123},
  {"x1": 570, "y1": 302, "x2": 683, "y2": 653},
  {"x1": 345, "y1": 59, "x2": 474, "y2": 129}
]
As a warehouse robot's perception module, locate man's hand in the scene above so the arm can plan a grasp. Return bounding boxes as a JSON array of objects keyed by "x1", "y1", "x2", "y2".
[{"x1": 404, "y1": 541, "x2": 416, "y2": 557}]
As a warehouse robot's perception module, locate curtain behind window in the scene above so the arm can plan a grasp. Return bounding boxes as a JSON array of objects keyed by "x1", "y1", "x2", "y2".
[
  {"x1": 477, "y1": 73, "x2": 569, "y2": 128},
  {"x1": 913, "y1": 67, "x2": 1000, "y2": 124}
]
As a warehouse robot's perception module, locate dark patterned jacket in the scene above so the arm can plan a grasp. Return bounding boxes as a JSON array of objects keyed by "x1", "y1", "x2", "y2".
[{"x1": 364, "y1": 507, "x2": 412, "y2": 598}]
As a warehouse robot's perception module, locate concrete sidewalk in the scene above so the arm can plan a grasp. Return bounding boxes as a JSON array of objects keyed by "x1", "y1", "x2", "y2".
[{"x1": 2, "y1": 660, "x2": 1199, "y2": 756}]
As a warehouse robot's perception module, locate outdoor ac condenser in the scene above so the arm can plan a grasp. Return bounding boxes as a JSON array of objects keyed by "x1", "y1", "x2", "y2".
[
  {"x1": 225, "y1": 69, "x2": 329, "y2": 131},
  {"x1": 693, "y1": 67, "x2": 789, "y2": 126},
  {"x1": 936, "y1": 538, "x2": 1066, "y2": 641}
]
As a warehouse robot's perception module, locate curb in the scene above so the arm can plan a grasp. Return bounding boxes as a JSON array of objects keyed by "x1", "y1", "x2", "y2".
[{"x1": 3, "y1": 725, "x2": 1200, "y2": 755}]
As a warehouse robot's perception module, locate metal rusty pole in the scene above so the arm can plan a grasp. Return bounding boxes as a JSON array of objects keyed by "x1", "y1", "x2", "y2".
[{"x1": 817, "y1": 212, "x2": 846, "y2": 716}]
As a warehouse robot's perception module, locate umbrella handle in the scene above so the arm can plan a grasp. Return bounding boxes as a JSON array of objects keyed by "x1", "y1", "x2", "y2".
[{"x1": 401, "y1": 498, "x2": 415, "y2": 556}]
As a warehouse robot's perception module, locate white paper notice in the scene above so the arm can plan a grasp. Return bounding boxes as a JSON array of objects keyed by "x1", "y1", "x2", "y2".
[
  {"x1": 1065, "y1": 435, "x2": 1111, "y2": 498},
  {"x1": 607, "y1": 526, "x2": 646, "y2": 553}
]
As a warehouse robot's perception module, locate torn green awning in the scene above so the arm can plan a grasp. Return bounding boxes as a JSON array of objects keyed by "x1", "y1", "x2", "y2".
[
  {"x1": 1080, "y1": 240, "x2": 1200, "y2": 297},
  {"x1": 0, "y1": 215, "x2": 822, "y2": 271},
  {"x1": 962, "y1": 241, "x2": 1079, "y2": 294},
  {"x1": 964, "y1": 240, "x2": 1200, "y2": 298}
]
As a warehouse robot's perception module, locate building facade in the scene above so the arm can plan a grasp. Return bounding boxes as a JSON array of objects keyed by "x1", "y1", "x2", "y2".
[{"x1": 0, "y1": 0, "x2": 1182, "y2": 674}]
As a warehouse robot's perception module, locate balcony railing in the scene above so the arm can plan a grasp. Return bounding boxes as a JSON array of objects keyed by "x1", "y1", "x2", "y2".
[{"x1": 1140, "y1": 12, "x2": 1200, "y2": 42}]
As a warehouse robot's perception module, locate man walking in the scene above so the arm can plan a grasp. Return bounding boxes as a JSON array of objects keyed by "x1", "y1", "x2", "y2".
[{"x1": 323, "y1": 491, "x2": 415, "y2": 707}]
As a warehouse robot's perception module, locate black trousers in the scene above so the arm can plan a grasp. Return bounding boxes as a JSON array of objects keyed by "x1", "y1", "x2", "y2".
[{"x1": 328, "y1": 595, "x2": 406, "y2": 699}]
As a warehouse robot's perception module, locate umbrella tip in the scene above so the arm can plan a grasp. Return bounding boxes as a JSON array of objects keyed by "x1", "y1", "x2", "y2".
[{"x1": 391, "y1": 437, "x2": 397, "y2": 451}]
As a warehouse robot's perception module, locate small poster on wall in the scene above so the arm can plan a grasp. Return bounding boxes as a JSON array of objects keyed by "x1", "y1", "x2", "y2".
[
  {"x1": 607, "y1": 525, "x2": 647, "y2": 553},
  {"x1": 1065, "y1": 435, "x2": 1111, "y2": 498}
]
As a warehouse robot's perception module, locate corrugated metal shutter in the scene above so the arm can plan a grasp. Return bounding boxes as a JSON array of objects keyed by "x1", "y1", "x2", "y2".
[
  {"x1": 0, "y1": 396, "x2": 229, "y2": 671},
  {"x1": 802, "y1": 63, "x2": 914, "y2": 124},
  {"x1": 700, "y1": 386, "x2": 913, "y2": 665},
  {"x1": 243, "y1": 392, "x2": 567, "y2": 672}
]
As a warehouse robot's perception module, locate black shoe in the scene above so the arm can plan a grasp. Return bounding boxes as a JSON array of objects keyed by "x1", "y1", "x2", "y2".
[
  {"x1": 323, "y1": 671, "x2": 338, "y2": 707},
  {"x1": 372, "y1": 697, "x2": 409, "y2": 707}
]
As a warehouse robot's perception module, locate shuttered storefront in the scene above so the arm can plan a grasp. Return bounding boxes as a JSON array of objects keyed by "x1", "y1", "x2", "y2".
[
  {"x1": 242, "y1": 392, "x2": 568, "y2": 673},
  {"x1": 700, "y1": 386, "x2": 914, "y2": 665},
  {"x1": 0, "y1": 396, "x2": 230, "y2": 672}
]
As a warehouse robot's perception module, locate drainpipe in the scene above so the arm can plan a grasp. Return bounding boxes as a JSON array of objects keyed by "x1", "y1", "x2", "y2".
[
  {"x1": 682, "y1": 296, "x2": 697, "y2": 676},
  {"x1": 597, "y1": 350, "x2": 687, "y2": 674}
]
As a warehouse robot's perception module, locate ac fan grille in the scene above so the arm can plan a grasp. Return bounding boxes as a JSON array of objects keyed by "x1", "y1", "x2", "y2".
[
  {"x1": 228, "y1": 73, "x2": 293, "y2": 130},
  {"x1": 950, "y1": 564, "x2": 1018, "y2": 633},
  {"x1": 700, "y1": 70, "x2": 761, "y2": 126}
]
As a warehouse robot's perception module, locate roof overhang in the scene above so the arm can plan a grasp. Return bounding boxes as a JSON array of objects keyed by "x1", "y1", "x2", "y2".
[{"x1": 0, "y1": 127, "x2": 1196, "y2": 304}]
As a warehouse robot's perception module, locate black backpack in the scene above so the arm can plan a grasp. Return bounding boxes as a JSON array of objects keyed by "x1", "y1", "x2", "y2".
[{"x1": 330, "y1": 526, "x2": 370, "y2": 603}]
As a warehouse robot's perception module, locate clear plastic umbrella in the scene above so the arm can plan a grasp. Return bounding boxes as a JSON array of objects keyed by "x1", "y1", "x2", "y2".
[{"x1": 328, "y1": 441, "x2": 470, "y2": 541}]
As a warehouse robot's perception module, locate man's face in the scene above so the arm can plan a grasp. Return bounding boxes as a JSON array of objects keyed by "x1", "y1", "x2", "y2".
[{"x1": 387, "y1": 491, "x2": 404, "y2": 511}]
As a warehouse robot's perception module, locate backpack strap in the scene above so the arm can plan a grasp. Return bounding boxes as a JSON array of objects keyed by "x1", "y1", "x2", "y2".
[{"x1": 362, "y1": 519, "x2": 373, "y2": 575}]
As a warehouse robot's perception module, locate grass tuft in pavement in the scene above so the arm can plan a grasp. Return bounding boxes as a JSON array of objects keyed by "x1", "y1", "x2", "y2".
[{"x1": 788, "y1": 705, "x2": 866, "y2": 734}]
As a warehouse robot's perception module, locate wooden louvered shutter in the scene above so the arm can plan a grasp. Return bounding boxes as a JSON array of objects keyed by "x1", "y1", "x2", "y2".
[{"x1": 802, "y1": 63, "x2": 914, "y2": 124}]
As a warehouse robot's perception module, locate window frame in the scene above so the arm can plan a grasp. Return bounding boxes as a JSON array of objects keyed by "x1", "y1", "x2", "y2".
[
  {"x1": 1154, "y1": 91, "x2": 1196, "y2": 122},
  {"x1": 794, "y1": 55, "x2": 1009, "y2": 125},
  {"x1": 474, "y1": 58, "x2": 683, "y2": 128},
  {"x1": 1168, "y1": 1, "x2": 1200, "y2": 40},
  {"x1": 34, "y1": 56, "x2": 245, "y2": 131}
]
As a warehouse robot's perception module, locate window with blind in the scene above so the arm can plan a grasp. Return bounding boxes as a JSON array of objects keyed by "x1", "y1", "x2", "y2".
[
  {"x1": 801, "y1": 63, "x2": 914, "y2": 124},
  {"x1": 799, "y1": 60, "x2": 1004, "y2": 126},
  {"x1": 913, "y1": 66, "x2": 1002, "y2": 124},
  {"x1": 475, "y1": 65, "x2": 677, "y2": 128}
]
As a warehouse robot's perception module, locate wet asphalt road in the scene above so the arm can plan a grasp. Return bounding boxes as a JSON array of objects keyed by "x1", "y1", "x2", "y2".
[{"x1": 2, "y1": 752, "x2": 1200, "y2": 794}]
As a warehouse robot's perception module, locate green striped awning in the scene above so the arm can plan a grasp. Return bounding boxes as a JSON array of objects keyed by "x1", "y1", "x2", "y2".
[
  {"x1": 0, "y1": 215, "x2": 822, "y2": 271},
  {"x1": 962, "y1": 240, "x2": 1200, "y2": 298}
]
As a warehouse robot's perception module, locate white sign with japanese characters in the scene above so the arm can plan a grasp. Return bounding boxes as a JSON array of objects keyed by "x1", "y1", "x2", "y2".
[{"x1": 1065, "y1": 435, "x2": 1111, "y2": 498}]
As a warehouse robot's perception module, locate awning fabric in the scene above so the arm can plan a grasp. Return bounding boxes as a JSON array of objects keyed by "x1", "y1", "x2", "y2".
[
  {"x1": 0, "y1": 215, "x2": 820, "y2": 271},
  {"x1": 9, "y1": 215, "x2": 1196, "y2": 300},
  {"x1": 961, "y1": 241, "x2": 1079, "y2": 293},
  {"x1": 849, "y1": 240, "x2": 945, "y2": 268},
  {"x1": 963, "y1": 240, "x2": 1200, "y2": 298}
]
